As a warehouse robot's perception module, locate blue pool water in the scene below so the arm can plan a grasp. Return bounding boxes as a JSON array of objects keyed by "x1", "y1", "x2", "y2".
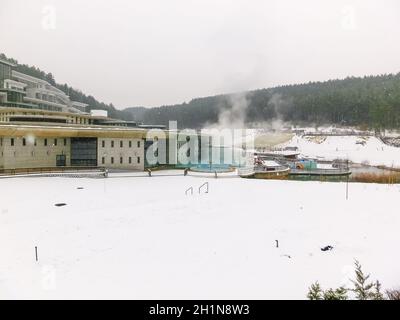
[{"x1": 189, "y1": 163, "x2": 233, "y2": 173}]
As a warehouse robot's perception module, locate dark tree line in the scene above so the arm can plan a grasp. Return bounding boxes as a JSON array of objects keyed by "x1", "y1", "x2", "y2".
[{"x1": 126, "y1": 74, "x2": 400, "y2": 129}]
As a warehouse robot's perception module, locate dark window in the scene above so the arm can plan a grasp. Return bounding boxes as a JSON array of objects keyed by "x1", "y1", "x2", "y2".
[
  {"x1": 137, "y1": 141, "x2": 140, "y2": 148},
  {"x1": 129, "y1": 141, "x2": 132, "y2": 148},
  {"x1": 23, "y1": 138, "x2": 26, "y2": 146},
  {"x1": 56, "y1": 155, "x2": 66, "y2": 167},
  {"x1": 44, "y1": 139, "x2": 47, "y2": 146},
  {"x1": 129, "y1": 157, "x2": 132, "y2": 164},
  {"x1": 137, "y1": 157, "x2": 140, "y2": 164},
  {"x1": 111, "y1": 141, "x2": 114, "y2": 148},
  {"x1": 111, "y1": 157, "x2": 114, "y2": 164},
  {"x1": 8, "y1": 116, "x2": 67, "y2": 124},
  {"x1": 120, "y1": 157, "x2": 123, "y2": 164},
  {"x1": 120, "y1": 141, "x2": 123, "y2": 148},
  {"x1": 102, "y1": 140, "x2": 105, "y2": 148},
  {"x1": 34, "y1": 139, "x2": 37, "y2": 146},
  {"x1": 54, "y1": 139, "x2": 57, "y2": 146},
  {"x1": 10, "y1": 138, "x2": 14, "y2": 146},
  {"x1": 102, "y1": 157, "x2": 105, "y2": 164},
  {"x1": 70, "y1": 138, "x2": 98, "y2": 167},
  {"x1": 64, "y1": 138, "x2": 67, "y2": 146}
]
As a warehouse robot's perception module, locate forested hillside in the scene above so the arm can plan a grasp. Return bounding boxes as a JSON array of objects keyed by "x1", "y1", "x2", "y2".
[{"x1": 125, "y1": 74, "x2": 400, "y2": 129}]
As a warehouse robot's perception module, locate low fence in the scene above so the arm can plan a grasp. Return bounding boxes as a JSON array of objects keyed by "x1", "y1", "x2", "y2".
[
  {"x1": 0, "y1": 166, "x2": 106, "y2": 177},
  {"x1": 238, "y1": 165, "x2": 289, "y2": 177},
  {"x1": 290, "y1": 168, "x2": 351, "y2": 176},
  {"x1": 302, "y1": 132, "x2": 374, "y2": 137}
]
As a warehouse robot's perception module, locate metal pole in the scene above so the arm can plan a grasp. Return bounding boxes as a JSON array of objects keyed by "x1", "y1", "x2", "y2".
[{"x1": 346, "y1": 159, "x2": 349, "y2": 200}]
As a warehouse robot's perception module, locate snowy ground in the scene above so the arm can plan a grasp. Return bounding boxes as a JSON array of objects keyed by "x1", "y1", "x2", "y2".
[
  {"x1": 1, "y1": 173, "x2": 399, "y2": 299},
  {"x1": 281, "y1": 135, "x2": 400, "y2": 168}
]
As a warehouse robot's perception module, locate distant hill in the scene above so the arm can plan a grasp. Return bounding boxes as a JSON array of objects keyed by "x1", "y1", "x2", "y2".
[
  {"x1": 122, "y1": 73, "x2": 400, "y2": 129},
  {"x1": 122, "y1": 106, "x2": 148, "y2": 123}
]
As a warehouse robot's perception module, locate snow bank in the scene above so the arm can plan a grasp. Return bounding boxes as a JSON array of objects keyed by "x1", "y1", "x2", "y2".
[{"x1": 281, "y1": 135, "x2": 400, "y2": 168}]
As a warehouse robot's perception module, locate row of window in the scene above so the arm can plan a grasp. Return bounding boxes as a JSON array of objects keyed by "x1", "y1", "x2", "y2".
[
  {"x1": 7, "y1": 138, "x2": 67, "y2": 147},
  {"x1": 101, "y1": 140, "x2": 141, "y2": 148},
  {"x1": 0, "y1": 150, "x2": 66, "y2": 158},
  {"x1": 0, "y1": 114, "x2": 89, "y2": 124},
  {"x1": 69, "y1": 117, "x2": 90, "y2": 125},
  {"x1": 0, "y1": 112, "x2": 15, "y2": 122},
  {"x1": 101, "y1": 156, "x2": 141, "y2": 165},
  {"x1": 1, "y1": 138, "x2": 143, "y2": 149}
]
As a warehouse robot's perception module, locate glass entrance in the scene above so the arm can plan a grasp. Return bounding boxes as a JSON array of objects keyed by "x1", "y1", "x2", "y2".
[{"x1": 70, "y1": 138, "x2": 98, "y2": 166}]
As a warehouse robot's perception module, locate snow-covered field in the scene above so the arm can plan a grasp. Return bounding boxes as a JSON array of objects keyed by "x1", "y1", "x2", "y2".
[
  {"x1": 1, "y1": 173, "x2": 399, "y2": 299},
  {"x1": 281, "y1": 135, "x2": 400, "y2": 168}
]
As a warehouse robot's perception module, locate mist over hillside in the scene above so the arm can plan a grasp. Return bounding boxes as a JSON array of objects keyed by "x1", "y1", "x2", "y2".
[{"x1": 123, "y1": 74, "x2": 400, "y2": 129}]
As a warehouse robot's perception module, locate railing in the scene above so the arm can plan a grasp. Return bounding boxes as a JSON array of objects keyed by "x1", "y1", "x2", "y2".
[
  {"x1": 0, "y1": 166, "x2": 106, "y2": 177},
  {"x1": 290, "y1": 168, "x2": 351, "y2": 176},
  {"x1": 185, "y1": 187, "x2": 193, "y2": 195},
  {"x1": 239, "y1": 165, "x2": 289, "y2": 175},
  {"x1": 198, "y1": 182, "x2": 209, "y2": 194},
  {"x1": 302, "y1": 132, "x2": 374, "y2": 137},
  {"x1": 254, "y1": 165, "x2": 290, "y2": 172}
]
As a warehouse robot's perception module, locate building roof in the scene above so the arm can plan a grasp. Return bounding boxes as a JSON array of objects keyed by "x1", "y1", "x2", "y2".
[
  {"x1": 0, "y1": 123, "x2": 147, "y2": 139},
  {"x1": 262, "y1": 160, "x2": 282, "y2": 167},
  {"x1": 0, "y1": 106, "x2": 94, "y2": 118},
  {"x1": 0, "y1": 58, "x2": 16, "y2": 67},
  {"x1": 71, "y1": 101, "x2": 89, "y2": 107}
]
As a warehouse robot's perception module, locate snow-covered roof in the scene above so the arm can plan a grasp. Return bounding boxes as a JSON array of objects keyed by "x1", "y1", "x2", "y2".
[{"x1": 263, "y1": 160, "x2": 281, "y2": 167}]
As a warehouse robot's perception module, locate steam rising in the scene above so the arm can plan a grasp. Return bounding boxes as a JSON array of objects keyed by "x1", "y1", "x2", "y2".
[
  {"x1": 216, "y1": 93, "x2": 250, "y2": 129},
  {"x1": 209, "y1": 92, "x2": 292, "y2": 131}
]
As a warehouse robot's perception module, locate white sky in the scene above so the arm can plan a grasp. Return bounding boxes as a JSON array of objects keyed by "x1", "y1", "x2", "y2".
[{"x1": 1, "y1": 0, "x2": 399, "y2": 108}]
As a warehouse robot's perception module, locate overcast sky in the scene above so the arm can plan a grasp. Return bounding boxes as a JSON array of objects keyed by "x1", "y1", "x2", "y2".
[{"x1": 1, "y1": 0, "x2": 399, "y2": 108}]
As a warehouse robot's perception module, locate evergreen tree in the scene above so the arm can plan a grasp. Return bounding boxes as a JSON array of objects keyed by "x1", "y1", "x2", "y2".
[
  {"x1": 307, "y1": 261, "x2": 391, "y2": 300},
  {"x1": 307, "y1": 282, "x2": 323, "y2": 300},
  {"x1": 351, "y1": 260, "x2": 375, "y2": 300}
]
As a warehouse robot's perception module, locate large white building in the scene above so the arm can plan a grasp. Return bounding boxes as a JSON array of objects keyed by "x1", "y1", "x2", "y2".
[
  {"x1": 0, "y1": 58, "x2": 90, "y2": 115},
  {"x1": 0, "y1": 58, "x2": 159, "y2": 172}
]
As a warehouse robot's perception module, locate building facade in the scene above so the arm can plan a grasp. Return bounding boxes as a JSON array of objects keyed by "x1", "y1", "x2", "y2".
[
  {"x1": 0, "y1": 58, "x2": 214, "y2": 173},
  {"x1": 98, "y1": 138, "x2": 143, "y2": 169},
  {"x1": 0, "y1": 58, "x2": 89, "y2": 114},
  {"x1": 0, "y1": 58, "x2": 152, "y2": 172},
  {"x1": 0, "y1": 126, "x2": 147, "y2": 171}
]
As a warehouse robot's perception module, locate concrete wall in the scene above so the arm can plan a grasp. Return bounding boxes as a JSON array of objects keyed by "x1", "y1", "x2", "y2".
[
  {"x1": 1, "y1": 136, "x2": 71, "y2": 169},
  {"x1": 98, "y1": 138, "x2": 144, "y2": 170}
]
